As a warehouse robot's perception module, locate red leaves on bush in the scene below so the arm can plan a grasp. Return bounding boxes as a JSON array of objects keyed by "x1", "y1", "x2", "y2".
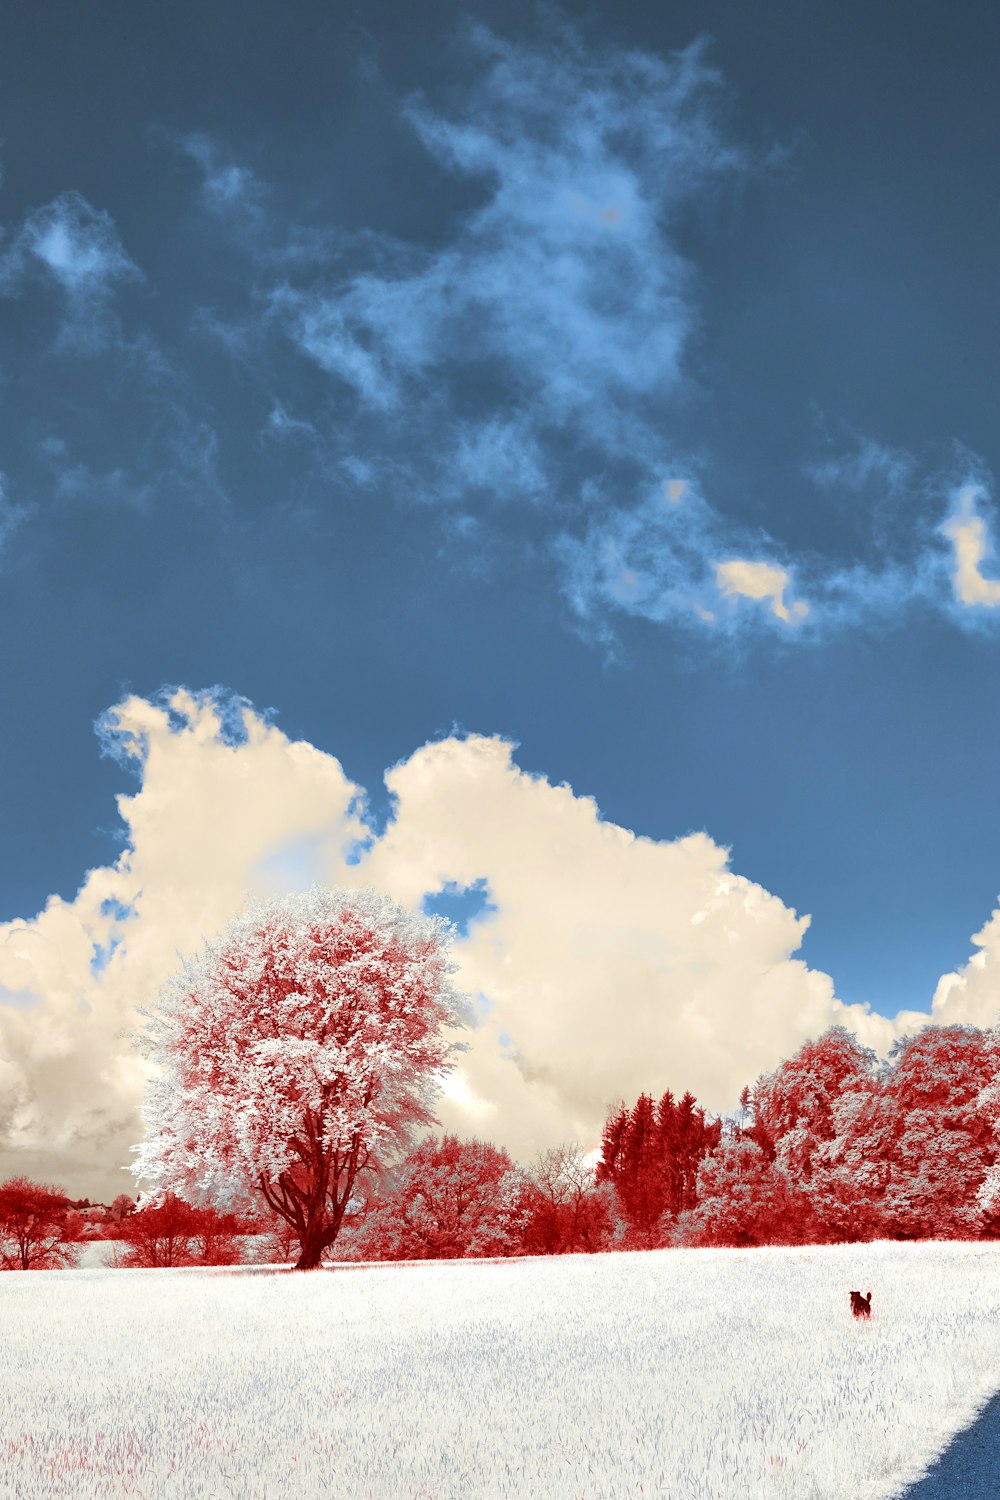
[{"x1": 110, "y1": 1194, "x2": 244, "y2": 1268}]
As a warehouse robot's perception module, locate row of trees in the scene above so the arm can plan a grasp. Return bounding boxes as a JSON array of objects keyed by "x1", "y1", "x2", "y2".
[
  {"x1": 0, "y1": 1136, "x2": 622, "y2": 1269},
  {"x1": 685, "y1": 1022, "x2": 1000, "y2": 1246},
  {"x1": 5, "y1": 1018, "x2": 1000, "y2": 1266},
  {"x1": 0, "y1": 1177, "x2": 251, "y2": 1269},
  {"x1": 6, "y1": 888, "x2": 1000, "y2": 1268}
]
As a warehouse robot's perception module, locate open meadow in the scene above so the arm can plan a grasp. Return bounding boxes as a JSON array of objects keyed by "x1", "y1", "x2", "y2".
[{"x1": 3, "y1": 1240, "x2": 1000, "y2": 1499}]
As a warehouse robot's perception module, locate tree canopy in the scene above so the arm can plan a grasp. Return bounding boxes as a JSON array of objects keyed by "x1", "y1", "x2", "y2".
[{"x1": 127, "y1": 885, "x2": 470, "y2": 1268}]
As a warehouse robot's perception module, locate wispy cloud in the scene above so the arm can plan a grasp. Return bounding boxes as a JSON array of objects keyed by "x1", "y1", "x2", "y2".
[
  {"x1": 555, "y1": 475, "x2": 821, "y2": 641},
  {"x1": 179, "y1": 133, "x2": 268, "y2": 226},
  {"x1": 146, "y1": 28, "x2": 1000, "y2": 652},
  {"x1": 0, "y1": 473, "x2": 27, "y2": 555},
  {"x1": 0, "y1": 191, "x2": 142, "y2": 352},
  {"x1": 260, "y1": 403, "x2": 318, "y2": 446},
  {"x1": 552, "y1": 456, "x2": 986, "y2": 645},
  {"x1": 37, "y1": 404, "x2": 224, "y2": 515},
  {"x1": 806, "y1": 432, "x2": 915, "y2": 499},
  {"x1": 263, "y1": 25, "x2": 742, "y2": 490},
  {"x1": 39, "y1": 436, "x2": 154, "y2": 512}
]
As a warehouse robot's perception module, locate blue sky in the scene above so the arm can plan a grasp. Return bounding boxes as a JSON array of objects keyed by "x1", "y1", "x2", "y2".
[{"x1": 5, "y1": 0, "x2": 1000, "y2": 1038}]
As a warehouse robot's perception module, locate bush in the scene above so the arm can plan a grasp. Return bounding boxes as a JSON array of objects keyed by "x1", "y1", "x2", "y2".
[{"x1": 109, "y1": 1194, "x2": 245, "y2": 1268}]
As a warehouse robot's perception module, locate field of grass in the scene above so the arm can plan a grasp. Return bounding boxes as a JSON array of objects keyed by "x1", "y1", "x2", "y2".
[{"x1": 2, "y1": 1240, "x2": 999, "y2": 1498}]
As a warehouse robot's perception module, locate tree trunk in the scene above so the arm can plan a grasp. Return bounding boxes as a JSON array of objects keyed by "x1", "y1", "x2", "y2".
[{"x1": 293, "y1": 1226, "x2": 328, "y2": 1270}]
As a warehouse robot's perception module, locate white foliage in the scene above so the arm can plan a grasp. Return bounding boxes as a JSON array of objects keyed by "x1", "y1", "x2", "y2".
[{"x1": 126, "y1": 886, "x2": 471, "y2": 1212}]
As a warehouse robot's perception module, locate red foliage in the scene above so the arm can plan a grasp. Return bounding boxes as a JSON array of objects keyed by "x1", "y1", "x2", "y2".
[
  {"x1": 520, "y1": 1144, "x2": 619, "y2": 1255},
  {"x1": 0, "y1": 1176, "x2": 81, "y2": 1270},
  {"x1": 596, "y1": 1088, "x2": 721, "y2": 1246},
  {"x1": 111, "y1": 1193, "x2": 244, "y2": 1268},
  {"x1": 670, "y1": 1138, "x2": 812, "y2": 1247},
  {"x1": 749, "y1": 1025, "x2": 889, "y2": 1242},
  {"x1": 129, "y1": 889, "x2": 466, "y2": 1270},
  {"x1": 879, "y1": 1025, "x2": 1000, "y2": 1238},
  {"x1": 690, "y1": 1023, "x2": 1000, "y2": 1247},
  {"x1": 340, "y1": 1134, "x2": 531, "y2": 1260}
]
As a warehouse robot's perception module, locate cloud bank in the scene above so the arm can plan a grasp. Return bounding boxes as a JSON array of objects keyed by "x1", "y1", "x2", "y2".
[{"x1": 0, "y1": 688, "x2": 966, "y2": 1200}]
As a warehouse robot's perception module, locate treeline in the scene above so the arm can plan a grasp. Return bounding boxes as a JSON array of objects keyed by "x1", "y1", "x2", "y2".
[
  {"x1": 3, "y1": 1021, "x2": 999, "y2": 1268},
  {"x1": 694, "y1": 1021, "x2": 1000, "y2": 1247}
]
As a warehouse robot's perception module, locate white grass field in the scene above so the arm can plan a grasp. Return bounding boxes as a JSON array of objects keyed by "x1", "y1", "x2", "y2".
[{"x1": 2, "y1": 1239, "x2": 999, "y2": 1499}]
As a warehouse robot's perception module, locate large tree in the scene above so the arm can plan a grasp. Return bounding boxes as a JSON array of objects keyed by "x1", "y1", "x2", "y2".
[
  {"x1": 128, "y1": 886, "x2": 469, "y2": 1269},
  {"x1": 750, "y1": 1025, "x2": 886, "y2": 1239},
  {"x1": 879, "y1": 1025, "x2": 1000, "y2": 1238}
]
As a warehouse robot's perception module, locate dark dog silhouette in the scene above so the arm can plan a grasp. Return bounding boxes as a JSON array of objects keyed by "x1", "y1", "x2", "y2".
[{"x1": 850, "y1": 1290, "x2": 872, "y2": 1319}]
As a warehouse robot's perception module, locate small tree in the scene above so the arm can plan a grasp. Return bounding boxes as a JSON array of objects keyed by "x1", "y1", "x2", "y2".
[
  {"x1": 110, "y1": 1193, "x2": 199, "y2": 1268},
  {"x1": 343, "y1": 1134, "x2": 531, "y2": 1260},
  {"x1": 127, "y1": 887, "x2": 469, "y2": 1269},
  {"x1": 0, "y1": 1176, "x2": 81, "y2": 1271},
  {"x1": 521, "y1": 1144, "x2": 616, "y2": 1255},
  {"x1": 109, "y1": 1193, "x2": 136, "y2": 1223},
  {"x1": 186, "y1": 1204, "x2": 245, "y2": 1265},
  {"x1": 60, "y1": 1209, "x2": 89, "y2": 1243}
]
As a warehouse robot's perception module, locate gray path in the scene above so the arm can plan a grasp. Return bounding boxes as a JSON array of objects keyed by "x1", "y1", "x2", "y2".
[{"x1": 896, "y1": 1390, "x2": 1000, "y2": 1498}]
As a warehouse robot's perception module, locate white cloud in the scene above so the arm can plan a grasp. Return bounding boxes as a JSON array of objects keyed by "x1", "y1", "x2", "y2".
[
  {"x1": 715, "y1": 558, "x2": 809, "y2": 624},
  {"x1": 24, "y1": 197, "x2": 136, "y2": 294},
  {"x1": 928, "y1": 906, "x2": 1000, "y2": 1030},
  {"x1": 556, "y1": 481, "x2": 821, "y2": 642},
  {"x1": 0, "y1": 690, "x2": 923, "y2": 1198},
  {"x1": 0, "y1": 690, "x2": 366, "y2": 1197},
  {"x1": 355, "y1": 734, "x2": 904, "y2": 1162},
  {"x1": 941, "y1": 482, "x2": 1000, "y2": 608}
]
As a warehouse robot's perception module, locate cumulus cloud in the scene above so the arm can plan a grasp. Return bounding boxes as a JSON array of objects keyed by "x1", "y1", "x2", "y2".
[
  {"x1": 0, "y1": 690, "x2": 367, "y2": 1197},
  {"x1": 356, "y1": 732, "x2": 906, "y2": 1162},
  {"x1": 930, "y1": 903, "x2": 1000, "y2": 1036},
  {"x1": 0, "y1": 687, "x2": 940, "y2": 1199},
  {"x1": 0, "y1": 191, "x2": 141, "y2": 352},
  {"x1": 940, "y1": 481, "x2": 1000, "y2": 608}
]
